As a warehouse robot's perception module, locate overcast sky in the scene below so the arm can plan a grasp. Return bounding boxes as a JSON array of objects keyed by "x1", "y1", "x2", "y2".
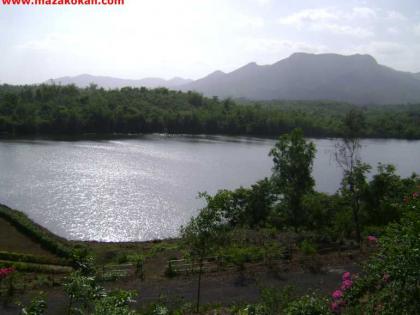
[{"x1": 1, "y1": 0, "x2": 420, "y2": 84}]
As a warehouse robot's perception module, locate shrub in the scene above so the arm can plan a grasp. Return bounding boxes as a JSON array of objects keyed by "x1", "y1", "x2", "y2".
[
  {"x1": 283, "y1": 294, "x2": 330, "y2": 315},
  {"x1": 299, "y1": 240, "x2": 317, "y2": 256},
  {"x1": 341, "y1": 189, "x2": 420, "y2": 314},
  {"x1": 21, "y1": 295, "x2": 47, "y2": 315}
]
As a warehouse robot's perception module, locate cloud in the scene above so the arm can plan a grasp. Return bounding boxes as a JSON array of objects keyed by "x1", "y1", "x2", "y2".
[
  {"x1": 277, "y1": 7, "x2": 375, "y2": 38},
  {"x1": 351, "y1": 7, "x2": 377, "y2": 19},
  {"x1": 16, "y1": 33, "x2": 82, "y2": 52},
  {"x1": 254, "y1": 0, "x2": 271, "y2": 6},
  {"x1": 387, "y1": 27, "x2": 400, "y2": 35},
  {"x1": 384, "y1": 10, "x2": 407, "y2": 21},
  {"x1": 235, "y1": 14, "x2": 265, "y2": 29},
  {"x1": 278, "y1": 8, "x2": 338, "y2": 28},
  {"x1": 367, "y1": 41, "x2": 405, "y2": 56},
  {"x1": 278, "y1": 8, "x2": 374, "y2": 38},
  {"x1": 239, "y1": 38, "x2": 328, "y2": 56},
  {"x1": 312, "y1": 23, "x2": 373, "y2": 38},
  {"x1": 414, "y1": 24, "x2": 420, "y2": 36}
]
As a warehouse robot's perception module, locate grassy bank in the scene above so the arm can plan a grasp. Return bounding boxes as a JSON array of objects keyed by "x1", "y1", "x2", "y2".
[{"x1": 0, "y1": 204, "x2": 73, "y2": 258}]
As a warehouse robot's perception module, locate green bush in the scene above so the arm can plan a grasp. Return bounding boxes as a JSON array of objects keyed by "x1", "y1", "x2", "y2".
[
  {"x1": 0, "y1": 260, "x2": 72, "y2": 274},
  {"x1": 343, "y1": 191, "x2": 420, "y2": 314},
  {"x1": 21, "y1": 294, "x2": 47, "y2": 315},
  {"x1": 299, "y1": 240, "x2": 317, "y2": 256},
  {"x1": 0, "y1": 251, "x2": 69, "y2": 266},
  {"x1": 283, "y1": 294, "x2": 330, "y2": 315}
]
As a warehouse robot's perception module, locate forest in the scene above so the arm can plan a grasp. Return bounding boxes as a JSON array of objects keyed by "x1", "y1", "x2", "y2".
[{"x1": 1, "y1": 84, "x2": 420, "y2": 138}]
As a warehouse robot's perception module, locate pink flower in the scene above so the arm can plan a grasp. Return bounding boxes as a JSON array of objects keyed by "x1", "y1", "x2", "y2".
[
  {"x1": 0, "y1": 267, "x2": 14, "y2": 280},
  {"x1": 367, "y1": 235, "x2": 378, "y2": 243},
  {"x1": 342, "y1": 272, "x2": 351, "y2": 281},
  {"x1": 341, "y1": 279, "x2": 353, "y2": 291},
  {"x1": 383, "y1": 273, "x2": 390, "y2": 283},
  {"x1": 332, "y1": 290, "x2": 343, "y2": 300},
  {"x1": 330, "y1": 301, "x2": 341, "y2": 314}
]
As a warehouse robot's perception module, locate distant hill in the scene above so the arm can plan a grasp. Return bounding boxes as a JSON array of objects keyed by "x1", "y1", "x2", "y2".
[
  {"x1": 48, "y1": 74, "x2": 193, "y2": 89},
  {"x1": 48, "y1": 53, "x2": 420, "y2": 105},
  {"x1": 181, "y1": 53, "x2": 420, "y2": 105}
]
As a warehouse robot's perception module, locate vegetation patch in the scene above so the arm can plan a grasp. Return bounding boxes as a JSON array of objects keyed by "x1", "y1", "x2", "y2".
[{"x1": 0, "y1": 204, "x2": 73, "y2": 258}]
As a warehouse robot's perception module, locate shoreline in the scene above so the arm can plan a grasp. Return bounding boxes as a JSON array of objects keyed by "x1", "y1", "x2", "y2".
[{"x1": 1, "y1": 132, "x2": 420, "y2": 141}]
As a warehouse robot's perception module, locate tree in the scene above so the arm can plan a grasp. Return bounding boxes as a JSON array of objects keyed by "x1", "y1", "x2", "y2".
[
  {"x1": 180, "y1": 206, "x2": 228, "y2": 312},
  {"x1": 245, "y1": 178, "x2": 275, "y2": 228},
  {"x1": 341, "y1": 161, "x2": 371, "y2": 244},
  {"x1": 335, "y1": 109, "x2": 367, "y2": 245},
  {"x1": 269, "y1": 128, "x2": 316, "y2": 230}
]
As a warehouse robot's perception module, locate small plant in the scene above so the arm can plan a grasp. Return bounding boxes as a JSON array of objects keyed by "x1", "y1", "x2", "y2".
[
  {"x1": 164, "y1": 261, "x2": 177, "y2": 278},
  {"x1": 283, "y1": 293, "x2": 330, "y2": 315},
  {"x1": 92, "y1": 290, "x2": 136, "y2": 315},
  {"x1": 21, "y1": 294, "x2": 47, "y2": 315},
  {"x1": 299, "y1": 240, "x2": 317, "y2": 256}
]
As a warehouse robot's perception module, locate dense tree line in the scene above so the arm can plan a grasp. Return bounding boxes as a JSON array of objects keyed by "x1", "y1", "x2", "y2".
[{"x1": 0, "y1": 84, "x2": 420, "y2": 138}]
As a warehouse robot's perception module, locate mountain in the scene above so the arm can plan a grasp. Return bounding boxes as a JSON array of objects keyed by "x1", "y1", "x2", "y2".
[
  {"x1": 48, "y1": 74, "x2": 193, "y2": 89},
  {"x1": 413, "y1": 73, "x2": 420, "y2": 80},
  {"x1": 181, "y1": 53, "x2": 420, "y2": 105}
]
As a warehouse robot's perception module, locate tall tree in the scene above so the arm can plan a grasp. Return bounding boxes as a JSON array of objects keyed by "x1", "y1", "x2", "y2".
[
  {"x1": 269, "y1": 128, "x2": 316, "y2": 230},
  {"x1": 335, "y1": 109, "x2": 367, "y2": 245},
  {"x1": 180, "y1": 206, "x2": 227, "y2": 313}
]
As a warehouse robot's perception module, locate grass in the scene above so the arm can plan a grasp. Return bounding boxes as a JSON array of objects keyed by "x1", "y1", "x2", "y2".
[
  {"x1": 0, "y1": 204, "x2": 73, "y2": 258},
  {"x1": 0, "y1": 218, "x2": 57, "y2": 258}
]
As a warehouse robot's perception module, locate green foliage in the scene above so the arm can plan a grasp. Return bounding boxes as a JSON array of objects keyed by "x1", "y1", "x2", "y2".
[
  {"x1": 283, "y1": 294, "x2": 330, "y2": 315},
  {"x1": 0, "y1": 251, "x2": 69, "y2": 266},
  {"x1": 299, "y1": 240, "x2": 317, "y2": 256},
  {"x1": 64, "y1": 271, "x2": 106, "y2": 313},
  {"x1": 164, "y1": 261, "x2": 177, "y2": 278},
  {"x1": 180, "y1": 207, "x2": 228, "y2": 261},
  {"x1": 200, "y1": 178, "x2": 275, "y2": 228},
  {"x1": 180, "y1": 206, "x2": 229, "y2": 312},
  {"x1": 343, "y1": 191, "x2": 420, "y2": 315},
  {"x1": 20, "y1": 295, "x2": 47, "y2": 315},
  {"x1": 1, "y1": 84, "x2": 419, "y2": 138},
  {"x1": 71, "y1": 249, "x2": 96, "y2": 276},
  {"x1": 258, "y1": 286, "x2": 295, "y2": 315},
  {"x1": 92, "y1": 290, "x2": 136, "y2": 315},
  {"x1": 364, "y1": 163, "x2": 418, "y2": 226},
  {"x1": 0, "y1": 260, "x2": 72, "y2": 274},
  {"x1": 233, "y1": 289, "x2": 330, "y2": 315},
  {"x1": 270, "y1": 129, "x2": 316, "y2": 229},
  {"x1": 221, "y1": 246, "x2": 265, "y2": 267}
]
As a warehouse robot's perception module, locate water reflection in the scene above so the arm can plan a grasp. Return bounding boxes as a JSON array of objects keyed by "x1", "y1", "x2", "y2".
[{"x1": 0, "y1": 135, "x2": 418, "y2": 241}]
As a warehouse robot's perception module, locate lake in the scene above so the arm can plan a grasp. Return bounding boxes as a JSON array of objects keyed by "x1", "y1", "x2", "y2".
[{"x1": 0, "y1": 135, "x2": 418, "y2": 241}]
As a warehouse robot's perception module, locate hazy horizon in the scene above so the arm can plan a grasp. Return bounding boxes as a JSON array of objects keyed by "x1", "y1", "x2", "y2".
[{"x1": 1, "y1": 0, "x2": 420, "y2": 84}]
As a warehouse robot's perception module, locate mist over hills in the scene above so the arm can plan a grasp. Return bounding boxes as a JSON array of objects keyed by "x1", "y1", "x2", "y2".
[
  {"x1": 49, "y1": 53, "x2": 420, "y2": 105},
  {"x1": 49, "y1": 74, "x2": 193, "y2": 89}
]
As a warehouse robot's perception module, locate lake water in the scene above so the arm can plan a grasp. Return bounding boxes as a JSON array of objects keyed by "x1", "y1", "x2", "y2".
[{"x1": 0, "y1": 135, "x2": 418, "y2": 241}]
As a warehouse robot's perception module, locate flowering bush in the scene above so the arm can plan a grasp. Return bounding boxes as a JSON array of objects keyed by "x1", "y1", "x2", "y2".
[
  {"x1": 338, "y1": 189, "x2": 420, "y2": 314},
  {"x1": 366, "y1": 235, "x2": 377, "y2": 244},
  {"x1": 329, "y1": 272, "x2": 354, "y2": 314},
  {"x1": 0, "y1": 267, "x2": 14, "y2": 280}
]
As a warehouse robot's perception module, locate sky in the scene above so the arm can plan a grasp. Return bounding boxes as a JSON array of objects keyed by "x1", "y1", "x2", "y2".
[{"x1": 1, "y1": 0, "x2": 420, "y2": 84}]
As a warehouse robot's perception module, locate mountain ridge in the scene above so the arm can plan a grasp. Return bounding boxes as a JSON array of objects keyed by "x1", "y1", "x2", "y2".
[
  {"x1": 48, "y1": 53, "x2": 420, "y2": 105},
  {"x1": 49, "y1": 74, "x2": 193, "y2": 89},
  {"x1": 181, "y1": 53, "x2": 420, "y2": 105}
]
